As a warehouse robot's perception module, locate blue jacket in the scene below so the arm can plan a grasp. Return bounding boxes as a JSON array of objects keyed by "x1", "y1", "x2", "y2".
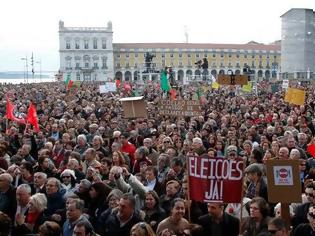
[{"x1": 45, "y1": 188, "x2": 66, "y2": 216}]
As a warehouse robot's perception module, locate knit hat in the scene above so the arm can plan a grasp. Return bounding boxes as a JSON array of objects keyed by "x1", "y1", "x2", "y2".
[
  {"x1": 226, "y1": 145, "x2": 237, "y2": 153},
  {"x1": 61, "y1": 169, "x2": 76, "y2": 180}
]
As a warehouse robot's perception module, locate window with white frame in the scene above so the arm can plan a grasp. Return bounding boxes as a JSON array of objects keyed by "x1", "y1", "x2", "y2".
[
  {"x1": 66, "y1": 42, "x2": 71, "y2": 49},
  {"x1": 76, "y1": 73, "x2": 80, "y2": 80},
  {"x1": 66, "y1": 60, "x2": 71, "y2": 68},
  {"x1": 75, "y1": 42, "x2": 80, "y2": 49},
  {"x1": 93, "y1": 39, "x2": 98, "y2": 49},
  {"x1": 102, "y1": 57, "x2": 107, "y2": 69},
  {"x1": 84, "y1": 40, "x2": 89, "y2": 49},
  {"x1": 102, "y1": 40, "x2": 106, "y2": 49},
  {"x1": 94, "y1": 62, "x2": 98, "y2": 69}
]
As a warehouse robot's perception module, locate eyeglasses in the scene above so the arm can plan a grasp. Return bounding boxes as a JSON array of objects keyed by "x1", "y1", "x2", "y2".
[
  {"x1": 164, "y1": 141, "x2": 170, "y2": 144},
  {"x1": 62, "y1": 176, "x2": 71, "y2": 178},
  {"x1": 309, "y1": 212, "x2": 315, "y2": 219}
]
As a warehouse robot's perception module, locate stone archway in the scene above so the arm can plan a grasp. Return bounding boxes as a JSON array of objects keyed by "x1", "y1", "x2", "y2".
[
  {"x1": 235, "y1": 69, "x2": 241, "y2": 75},
  {"x1": 219, "y1": 69, "x2": 225, "y2": 75},
  {"x1": 265, "y1": 70, "x2": 270, "y2": 80},
  {"x1": 258, "y1": 70, "x2": 263, "y2": 78},
  {"x1": 124, "y1": 71, "x2": 132, "y2": 81},
  {"x1": 115, "y1": 71, "x2": 123, "y2": 80},
  {"x1": 177, "y1": 70, "x2": 184, "y2": 82}
]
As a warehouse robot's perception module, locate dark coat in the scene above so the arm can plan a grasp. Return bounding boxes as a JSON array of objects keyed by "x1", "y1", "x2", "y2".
[
  {"x1": 0, "y1": 185, "x2": 17, "y2": 221},
  {"x1": 102, "y1": 209, "x2": 142, "y2": 236},
  {"x1": 292, "y1": 202, "x2": 311, "y2": 229},
  {"x1": 143, "y1": 206, "x2": 167, "y2": 232},
  {"x1": 198, "y1": 212, "x2": 240, "y2": 236},
  {"x1": 45, "y1": 189, "x2": 66, "y2": 217}
]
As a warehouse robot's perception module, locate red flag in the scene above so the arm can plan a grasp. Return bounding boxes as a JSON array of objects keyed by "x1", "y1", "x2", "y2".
[
  {"x1": 26, "y1": 103, "x2": 40, "y2": 132},
  {"x1": 5, "y1": 97, "x2": 26, "y2": 124},
  {"x1": 67, "y1": 80, "x2": 73, "y2": 90},
  {"x1": 116, "y1": 79, "x2": 121, "y2": 88},
  {"x1": 124, "y1": 82, "x2": 131, "y2": 91},
  {"x1": 307, "y1": 144, "x2": 315, "y2": 158},
  {"x1": 170, "y1": 89, "x2": 176, "y2": 101}
]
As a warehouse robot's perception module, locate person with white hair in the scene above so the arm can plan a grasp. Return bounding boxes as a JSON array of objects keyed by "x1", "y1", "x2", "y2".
[
  {"x1": 0, "y1": 173, "x2": 16, "y2": 221},
  {"x1": 15, "y1": 184, "x2": 32, "y2": 226},
  {"x1": 92, "y1": 135, "x2": 110, "y2": 157},
  {"x1": 192, "y1": 137, "x2": 206, "y2": 155},
  {"x1": 73, "y1": 134, "x2": 90, "y2": 157},
  {"x1": 13, "y1": 193, "x2": 47, "y2": 235}
]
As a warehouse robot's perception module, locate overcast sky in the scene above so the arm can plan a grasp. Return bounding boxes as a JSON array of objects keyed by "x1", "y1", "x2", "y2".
[{"x1": 0, "y1": 0, "x2": 314, "y2": 71}]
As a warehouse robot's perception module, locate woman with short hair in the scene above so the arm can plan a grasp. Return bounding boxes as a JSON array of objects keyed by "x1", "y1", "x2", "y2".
[{"x1": 12, "y1": 193, "x2": 48, "y2": 236}]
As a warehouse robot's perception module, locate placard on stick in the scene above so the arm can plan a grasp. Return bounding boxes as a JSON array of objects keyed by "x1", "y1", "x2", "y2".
[
  {"x1": 119, "y1": 96, "x2": 147, "y2": 118},
  {"x1": 266, "y1": 159, "x2": 301, "y2": 203},
  {"x1": 159, "y1": 100, "x2": 202, "y2": 117},
  {"x1": 217, "y1": 75, "x2": 248, "y2": 85}
]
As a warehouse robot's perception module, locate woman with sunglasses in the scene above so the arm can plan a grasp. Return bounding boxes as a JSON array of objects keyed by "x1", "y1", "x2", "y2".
[{"x1": 60, "y1": 169, "x2": 78, "y2": 195}]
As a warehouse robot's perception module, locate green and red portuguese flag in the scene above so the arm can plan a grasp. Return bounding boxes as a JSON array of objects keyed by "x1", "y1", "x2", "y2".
[{"x1": 65, "y1": 74, "x2": 73, "y2": 90}]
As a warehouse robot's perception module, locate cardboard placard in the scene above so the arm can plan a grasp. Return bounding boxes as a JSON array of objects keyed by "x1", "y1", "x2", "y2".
[
  {"x1": 159, "y1": 100, "x2": 202, "y2": 117},
  {"x1": 217, "y1": 75, "x2": 248, "y2": 85},
  {"x1": 119, "y1": 96, "x2": 147, "y2": 118},
  {"x1": 284, "y1": 87, "x2": 306, "y2": 106},
  {"x1": 266, "y1": 159, "x2": 301, "y2": 203}
]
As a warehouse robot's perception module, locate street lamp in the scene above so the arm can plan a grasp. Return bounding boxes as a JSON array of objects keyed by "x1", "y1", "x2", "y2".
[
  {"x1": 36, "y1": 60, "x2": 42, "y2": 82},
  {"x1": 21, "y1": 56, "x2": 28, "y2": 83}
]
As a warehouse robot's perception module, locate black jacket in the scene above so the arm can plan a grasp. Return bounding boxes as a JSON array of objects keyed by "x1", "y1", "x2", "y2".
[
  {"x1": 198, "y1": 212, "x2": 239, "y2": 236},
  {"x1": 102, "y1": 209, "x2": 142, "y2": 236}
]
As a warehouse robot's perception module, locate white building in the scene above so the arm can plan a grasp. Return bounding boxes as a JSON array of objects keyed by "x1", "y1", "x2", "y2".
[
  {"x1": 281, "y1": 8, "x2": 315, "y2": 80},
  {"x1": 58, "y1": 20, "x2": 114, "y2": 82}
]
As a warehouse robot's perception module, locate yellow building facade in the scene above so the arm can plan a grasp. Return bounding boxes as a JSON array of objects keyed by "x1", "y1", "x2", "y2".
[{"x1": 113, "y1": 42, "x2": 281, "y2": 82}]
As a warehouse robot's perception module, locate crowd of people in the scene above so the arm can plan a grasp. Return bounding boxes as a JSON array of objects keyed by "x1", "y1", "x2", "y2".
[{"x1": 0, "y1": 79, "x2": 314, "y2": 236}]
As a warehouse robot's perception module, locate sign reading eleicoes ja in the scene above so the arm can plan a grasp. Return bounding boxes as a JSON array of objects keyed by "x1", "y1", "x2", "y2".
[{"x1": 188, "y1": 155, "x2": 244, "y2": 203}]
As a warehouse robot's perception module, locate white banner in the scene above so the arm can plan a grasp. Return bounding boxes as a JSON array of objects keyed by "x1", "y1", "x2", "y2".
[{"x1": 99, "y1": 82, "x2": 117, "y2": 93}]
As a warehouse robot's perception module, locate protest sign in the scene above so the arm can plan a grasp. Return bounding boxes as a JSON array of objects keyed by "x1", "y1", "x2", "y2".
[
  {"x1": 282, "y1": 80, "x2": 289, "y2": 89},
  {"x1": 159, "y1": 100, "x2": 202, "y2": 117},
  {"x1": 217, "y1": 75, "x2": 248, "y2": 85},
  {"x1": 120, "y1": 96, "x2": 147, "y2": 118},
  {"x1": 284, "y1": 87, "x2": 305, "y2": 106},
  {"x1": 188, "y1": 155, "x2": 244, "y2": 203},
  {"x1": 266, "y1": 159, "x2": 301, "y2": 203},
  {"x1": 242, "y1": 82, "x2": 252, "y2": 92},
  {"x1": 99, "y1": 82, "x2": 117, "y2": 93}
]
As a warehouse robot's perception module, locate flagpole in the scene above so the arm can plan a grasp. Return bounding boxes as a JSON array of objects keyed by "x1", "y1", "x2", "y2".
[
  {"x1": 186, "y1": 154, "x2": 192, "y2": 223},
  {"x1": 239, "y1": 159, "x2": 246, "y2": 235}
]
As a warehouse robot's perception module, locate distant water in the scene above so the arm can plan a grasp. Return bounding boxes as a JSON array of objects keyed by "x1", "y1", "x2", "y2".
[{"x1": 0, "y1": 71, "x2": 56, "y2": 84}]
